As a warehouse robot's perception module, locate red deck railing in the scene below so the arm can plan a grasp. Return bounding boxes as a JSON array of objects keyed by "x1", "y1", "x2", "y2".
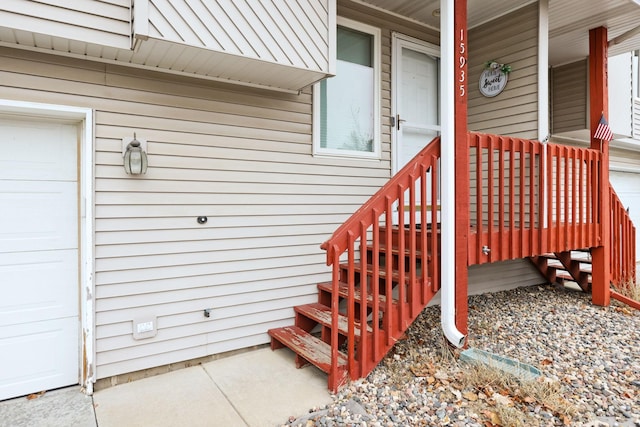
[
  {"x1": 610, "y1": 185, "x2": 639, "y2": 309},
  {"x1": 610, "y1": 185, "x2": 636, "y2": 286},
  {"x1": 468, "y1": 132, "x2": 603, "y2": 264},
  {"x1": 319, "y1": 132, "x2": 637, "y2": 387},
  {"x1": 320, "y1": 137, "x2": 441, "y2": 384}
]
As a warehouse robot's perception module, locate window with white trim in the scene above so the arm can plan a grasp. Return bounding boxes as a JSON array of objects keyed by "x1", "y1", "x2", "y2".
[{"x1": 313, "y1": 19, "x2": 381, "y2": 158}]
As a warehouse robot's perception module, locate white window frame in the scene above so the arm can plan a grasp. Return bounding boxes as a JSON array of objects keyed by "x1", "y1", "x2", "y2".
[
  {"x1": 633, "y1": 51, "x2": 640, "y2": 100},
  {"x1": 312, "y1": 17, "x2": 381, "y2": 159}
]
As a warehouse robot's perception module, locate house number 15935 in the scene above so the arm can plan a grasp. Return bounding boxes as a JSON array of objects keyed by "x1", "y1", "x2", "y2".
[{"x1": 459, "y1": 29, "x2": 466, "y2": 97}]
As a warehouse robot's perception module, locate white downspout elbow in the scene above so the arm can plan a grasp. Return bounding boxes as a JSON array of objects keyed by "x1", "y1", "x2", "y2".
[{"x1": 440, "y1": 0, "x2": 466, "y2": 349}]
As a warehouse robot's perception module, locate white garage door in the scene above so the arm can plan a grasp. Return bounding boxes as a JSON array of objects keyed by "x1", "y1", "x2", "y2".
[
  {"x1": 610, "y1": 170, "x2": 640, "y2": 263},
  {"x1": 0, "y1": 117, "x2": 79, "y2": 400}
]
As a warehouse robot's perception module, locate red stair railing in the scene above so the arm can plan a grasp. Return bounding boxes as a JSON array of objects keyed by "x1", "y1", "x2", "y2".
[
  {"x1": 320, "y1": 137, "x2": 441, "y2": 387},
  {"x1": 318, "y1": 132, "x2": 637, "y2": 390},
  {"x1": 468, "y1": 132, "x2": 603, "y2": 265},
  {"x1": 610, "y1": 185, "x2": 637, "y2": 292}
]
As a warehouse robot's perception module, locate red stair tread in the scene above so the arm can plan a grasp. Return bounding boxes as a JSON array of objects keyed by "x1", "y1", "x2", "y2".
[
  {"x1": 545, "y1": 260, "x2": 593, "y2": 274},
  {"x1": 367, "y1": 243, "x2": 431, "y2": 261},
  {"x1": 339, "y1": 262, "x2": 420, "y2": 283},
  {"x1": 539, "y1": 252, "x2": 592, "y2": 264},
  {"x1": 375, "y1": 243, "x2": 427, "y2": 258},
  {"x1": 556, "y1": 271, "x2": 592, "y2": 283},
  {"x1": 295, "y1": 303, "x2": 372, "y2": 337},
  {"x1": 317, "y1": 281, "x2": 395, "y2": 310},
  {"x1": 268, "y1": 325, "x2": 348, "y2": 374}
]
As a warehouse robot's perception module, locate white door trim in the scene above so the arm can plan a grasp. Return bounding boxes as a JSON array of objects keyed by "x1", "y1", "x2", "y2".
[
  {"x1": 0, "y1": 99, "x2": 95, "y2": 394},
  {"x1": 391, "y1": 32, "x2": 441, "y2": 174}
]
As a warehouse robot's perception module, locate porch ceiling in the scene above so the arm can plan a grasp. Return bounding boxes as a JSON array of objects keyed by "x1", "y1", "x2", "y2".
[{"x1": 356, "y1": 0, "x2": 640, "y2": 65}]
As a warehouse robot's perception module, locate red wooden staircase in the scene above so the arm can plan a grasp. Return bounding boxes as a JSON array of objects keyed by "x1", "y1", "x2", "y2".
[
  {"x1": 269, "y1": 132, "x2": 637, "y2": 392},
  {"x1": 269, "y1": 225, "x2": 440, "y2": 391},
  {"x1": 531, "y1": 250, "x2": 593, "y2": 291},
  {"x1": 529, "y1": 183, "x2": 636, "y2": 294},
  {"x1": 269, "y1": 137, "x2": 443, "y2": 392}
]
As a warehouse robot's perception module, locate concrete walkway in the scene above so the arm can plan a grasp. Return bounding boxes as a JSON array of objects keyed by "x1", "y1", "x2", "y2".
[
  {"x1": 0, "y1": 347, "x2": 333, "y2": 427},
  {"x1": 0, "y1": 386, "x2": 96, "y2": 427}
]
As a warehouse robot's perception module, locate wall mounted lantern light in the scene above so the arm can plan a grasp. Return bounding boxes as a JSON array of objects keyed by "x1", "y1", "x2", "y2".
[{"x1": 122, "y1": 133, "x2": 148, "y2": 175}]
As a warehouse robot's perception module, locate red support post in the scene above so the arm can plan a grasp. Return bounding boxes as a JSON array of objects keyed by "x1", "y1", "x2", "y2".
[
  {"x1": 454, "y1": 0, "x2": 469, "y2": 335},
  {"x1": 589, "y1": 26, "x2": 611, "y2": 306}
]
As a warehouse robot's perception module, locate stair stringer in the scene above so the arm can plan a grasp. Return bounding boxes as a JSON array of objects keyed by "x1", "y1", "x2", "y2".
[{"x1": 529, "y1": 251, "x2": 592, "y2": 292}]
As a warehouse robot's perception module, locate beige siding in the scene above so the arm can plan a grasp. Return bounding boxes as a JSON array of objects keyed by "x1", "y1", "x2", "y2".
[
  {"x1": 0, "y1": 2, "x2": 438, "y2": 377},
  {"x1": 610, "y1": 146, "x2": 640, "y2": 171},
  {"x1": 0, "y1": 1, "x2": 549, "y2": 381},
  {"x1": 0, "y1": 43, "x2": 392, "y2": 379},
  {"x1": 0, "y1": 1, "x2": 334, "y2": 92},
  {"x1": 0, "y1": 0, "x2": 130, "y2": 49},
  {"x1": 428, "y1": 260, "x2": 546, "y2": 306},
  {"x1": 467, "y1": 259, "x2": 545, "y2": 294},
  {"x1": 95, "y1": 5, "x2": 438, "y2": 379},
  {"x1": 145, "y1": 0, "x2": 330, "y2": 73},
  {"x1": 551, "y1": 60, "x2": 588, "y2": 134},
  {"x1": 634, "y1": 98, "x2": 640, "y2": 139},
  {"x1": 468, "y1": 6, "x2": 543, "y2": 234},
  {"x1": 468, "y1": 3, "x2": 539, "y2": 139}
]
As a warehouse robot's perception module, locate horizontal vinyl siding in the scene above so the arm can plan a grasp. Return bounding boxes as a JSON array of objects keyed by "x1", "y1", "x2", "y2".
[
  {"x1": 610, "y1": 146, "x2": 640, "y2": 172},
  {"x1": 467, "y1": 259, "x2": 546, "y2": 294},
  {"x1": 466, "y1": 4, "x2": 545, "y2": 292},
  {"x1": 0, "y1": 0, "x2": 130, "y2": 49},
  {"x1": 428, "y1": 260, "x2": 546, "y2": 306},
  {"x1": 468, "y1": 3, "x2": 538, "y2": 139},
  {"x1": 0, "y1": 44, "x2": 391, "y2": 379},
  {"x1": 551, "y1": 60, "x2": 587, "y2": 134},
  {"x1": 634, "y1": 98, "x2": 640, "y2": 139}
]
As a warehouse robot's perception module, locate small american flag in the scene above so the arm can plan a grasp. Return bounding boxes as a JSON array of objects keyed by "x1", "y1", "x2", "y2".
[{"x1": 594, "y1": 113, "x2": 614, "y2": 141}]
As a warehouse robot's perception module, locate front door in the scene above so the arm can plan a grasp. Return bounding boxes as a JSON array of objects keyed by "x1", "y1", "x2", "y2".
[
  {"x1": 392, "y1": 34, "x2": 440, "y2": 224},
  {"x1": 0, "y1": 117, "x2": 80, "y2": 400}
]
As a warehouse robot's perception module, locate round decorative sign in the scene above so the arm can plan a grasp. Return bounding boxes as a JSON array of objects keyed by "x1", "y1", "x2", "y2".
[{"x1": 479, "y1": 66, "x2": 508, "y2": 98}]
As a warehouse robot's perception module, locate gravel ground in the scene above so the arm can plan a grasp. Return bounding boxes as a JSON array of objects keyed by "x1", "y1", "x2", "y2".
[{"x1": 283, "y1": 285, "x2": 640, "y2": 427}]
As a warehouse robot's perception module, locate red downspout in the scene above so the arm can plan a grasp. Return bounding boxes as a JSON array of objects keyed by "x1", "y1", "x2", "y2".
[{"x1": 589, "y1": 27, "x2": 611, "y2": 306}]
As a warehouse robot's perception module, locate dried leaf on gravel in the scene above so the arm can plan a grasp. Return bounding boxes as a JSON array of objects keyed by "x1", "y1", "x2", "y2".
[
  {"x1": 463, "y1": 391, "x2": 479, "y2": 401},
  {"x1": 482, "y1": 410, "x2": 502, "y2": 426},
  {"x1": 614, "y1": 306, "x2": 633, "y2": 315},
  {"x1": 409, "y1": 365, "x2": 429, "y2": 377},
  {"x1": 410, "y1": 362, "x2": 435, "y2": 377},
  {"x1": 434, "y1": 371, "x2": 449, "y2": 381},
  {"x1": 491, "y1": 392, "x2": 513, "y2": 406}
]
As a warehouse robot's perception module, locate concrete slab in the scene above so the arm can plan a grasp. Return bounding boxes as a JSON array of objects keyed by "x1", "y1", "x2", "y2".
[
  {"x1": 0, "y1": 386, "x2": 96, "y2": 427},
  {"x1": 203, "y1": 347, "x2": 333, "y2": 427},
  {"x1": 93, "y1": 366, "x2": 244, "y2": 427}
]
